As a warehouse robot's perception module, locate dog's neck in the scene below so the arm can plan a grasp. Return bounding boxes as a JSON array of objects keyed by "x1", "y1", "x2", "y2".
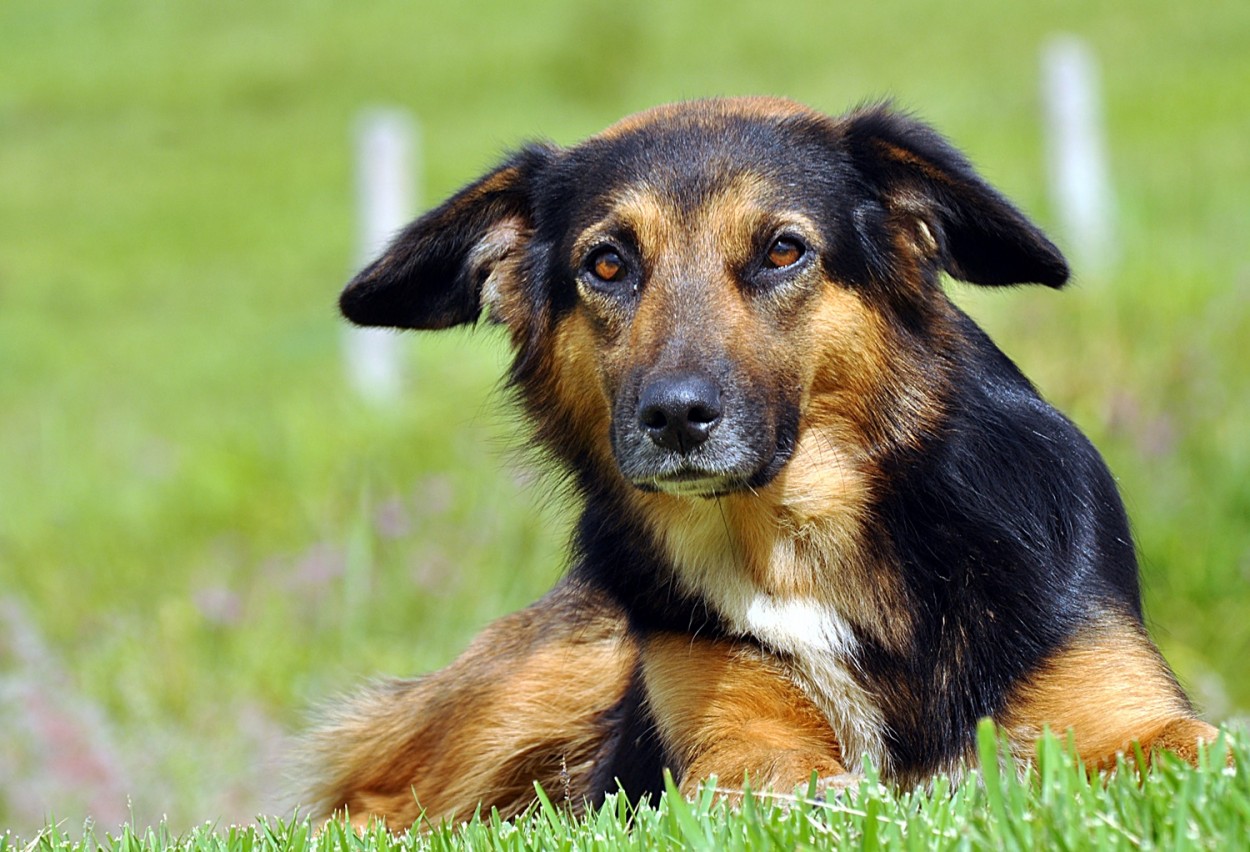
[
  {"x1": 624, "y1": 425, "x2": 909, "y2": 772},
  {"x1": 630, "y1": 424, "x2": 910, "y2": 633}
]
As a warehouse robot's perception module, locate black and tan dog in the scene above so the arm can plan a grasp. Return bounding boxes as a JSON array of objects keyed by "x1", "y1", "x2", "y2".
[{"x1": 307, "y1": 98, "x2": 1217, "y2": 828}]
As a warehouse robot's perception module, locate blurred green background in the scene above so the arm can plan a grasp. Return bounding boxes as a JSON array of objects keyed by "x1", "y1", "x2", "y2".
[{"x1": 1, "y1": 0, "x2": 1247, "y2": 834}]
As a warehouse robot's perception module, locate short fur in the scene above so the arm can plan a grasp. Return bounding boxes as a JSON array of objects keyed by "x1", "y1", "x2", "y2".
[{"x1": 307, "y1": 98, "x2": 1216, "y2": 828}]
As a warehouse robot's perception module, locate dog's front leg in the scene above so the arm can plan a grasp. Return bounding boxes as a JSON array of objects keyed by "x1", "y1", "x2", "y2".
[
  {"x1": 640, "y1": 633, "x2": 846, "y2": 798},
  {"x1": 1000, "y1": 617, "x2": 1223, "y2": 771},
  {"x1": 302, "y1": 580, "x2": 638, "y2": 829}
]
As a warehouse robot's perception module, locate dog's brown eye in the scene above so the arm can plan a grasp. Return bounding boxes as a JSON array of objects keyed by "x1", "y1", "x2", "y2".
[
  {"x1": 766, "y1": 237, "x2": 804, "y2": 269},
  {"x1": 590, "y1": 249, "x2": 626, "y2": 283}
]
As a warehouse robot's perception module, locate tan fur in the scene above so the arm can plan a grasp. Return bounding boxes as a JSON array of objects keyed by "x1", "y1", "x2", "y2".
[
  {"x1": 476, "y1": 218, "x2": 529, "y2": 325},
  {"x1": 363, "y1": 164, "x2": 531, "y2": 306},
  {"x1": 640, "y1": 633, "x2": 845, "y2": 795},
  {"x1": 1144, "y1": 717, "x2": 1223, "y2": 767},
  {"x1": 1001, "y1": 614, "x2": 1219, "y2": 770},
  {"x1": 320, "y1": 100, "x2": 1220, "y2": 831},
  {"x1": 864, "y1": 139, "x2": 953, "y2": 185},
  {"x1": 531, "y1": 165, "x2": 957, "y2": 775},
  {"x1": 627, "y1": 462, "x2": 902, "y2": 774},
  {"x1": 593, "y1": 97, "x2": 819, "y2": 141},
  {"x1": 544, "y1": 308, "x2": 618, "y2": 479},
  {"x1": 303, "y1": 584, "x2": 636, "y2": 827},
  {"x1": 571, "y1": 187, "x2": 672, "y2": 276}
]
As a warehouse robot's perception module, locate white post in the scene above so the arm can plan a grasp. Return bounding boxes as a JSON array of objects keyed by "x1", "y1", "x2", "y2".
[
  {"x1": 1041, "y1": 36, "x2": 1117, "y2": 276},
  {"x1": 344, "y1": 109, "x2": 420, "y2": 403}
]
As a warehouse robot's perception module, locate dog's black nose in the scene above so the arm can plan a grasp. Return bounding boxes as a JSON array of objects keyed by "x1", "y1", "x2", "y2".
[{"x1": 638, "y1": 374, "x2": 722, "y2": 454}]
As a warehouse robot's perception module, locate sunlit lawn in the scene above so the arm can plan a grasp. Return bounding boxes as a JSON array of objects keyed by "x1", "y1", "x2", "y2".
[{"x1": 1, "y1": 0, "x2": 1247, "y2": 834}]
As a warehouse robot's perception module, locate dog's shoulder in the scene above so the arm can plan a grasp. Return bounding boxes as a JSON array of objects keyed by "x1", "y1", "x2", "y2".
[{"x1": 878, "y1": 306, "x2": 1140, "y2": 619}]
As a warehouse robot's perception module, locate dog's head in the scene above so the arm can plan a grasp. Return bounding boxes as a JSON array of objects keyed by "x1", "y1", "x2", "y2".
[{"x1": 341, "y1": 99, "x2": 1067, "y2": 501}]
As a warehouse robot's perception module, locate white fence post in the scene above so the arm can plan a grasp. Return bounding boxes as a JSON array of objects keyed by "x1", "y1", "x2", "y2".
[
  {"x1": 344, "y1": 108, "x2": 420, "y2": 403},
  {"x1": 1041, "y1": 35, "x2": 1117, "y2": 276}
]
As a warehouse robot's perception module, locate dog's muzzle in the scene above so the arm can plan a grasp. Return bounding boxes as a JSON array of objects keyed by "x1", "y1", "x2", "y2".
[{"x1": 612, "y1": 369, "x2": 788, "y2": 498}]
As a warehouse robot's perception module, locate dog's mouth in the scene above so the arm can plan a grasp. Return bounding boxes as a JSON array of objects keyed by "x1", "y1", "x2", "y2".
[
  {"x1": 623, "y1": 435, "x2": 797, "y2": 499},
  {"x1": 611, "y1": 377, "x2": 800, "y2": 499},
  {"x1": 631, "y1": 468, "x2": 747, "y2": 498}
]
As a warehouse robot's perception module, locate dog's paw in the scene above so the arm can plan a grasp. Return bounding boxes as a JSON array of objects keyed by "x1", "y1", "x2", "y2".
[
  {"x1": 1146, "y1": 718, "x2": 1230, "y2": 768},
  {"x1": 808, "y1": 772, "x2": 862, "y2": 802}
]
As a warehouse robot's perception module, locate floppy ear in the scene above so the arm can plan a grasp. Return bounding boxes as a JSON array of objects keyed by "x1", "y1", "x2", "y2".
[
  {"x1": 340, "y1": 144, "x2": 557, "y2": 329},
  {"x1": 842, "y1": 106, "x2": 1068, "y2": 288}
]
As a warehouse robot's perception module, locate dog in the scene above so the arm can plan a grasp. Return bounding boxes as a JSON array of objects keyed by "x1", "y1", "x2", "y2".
[{"x1": 306, "y1": 98, "x2": 1218, "y2": 828}]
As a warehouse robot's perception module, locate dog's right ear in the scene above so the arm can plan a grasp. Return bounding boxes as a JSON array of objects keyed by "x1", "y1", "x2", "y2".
[{"x1": 339, "y1": 144, "x2": 557, "y2": 330}]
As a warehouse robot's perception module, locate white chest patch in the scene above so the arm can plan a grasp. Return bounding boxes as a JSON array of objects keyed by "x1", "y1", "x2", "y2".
[
  {"x1": 735, "y1": 591, "x2": 889, "y2": 773},
  {"x1": 662, "y1": 526, "x2": 891, "y2": 773}
]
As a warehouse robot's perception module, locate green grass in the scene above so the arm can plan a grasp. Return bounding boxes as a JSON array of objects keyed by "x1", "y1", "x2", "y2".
[
  {"x1": 8, "y1": 728, "x2": 1249, "y2": 850},
  {"x1": 1, "y1": 0, "x2": 1248, "y2": 837}
]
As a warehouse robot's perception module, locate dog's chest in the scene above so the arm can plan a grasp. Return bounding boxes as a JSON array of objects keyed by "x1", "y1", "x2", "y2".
[{"x1": 657, "y1": 510, "x2": 891, "y2": 771}]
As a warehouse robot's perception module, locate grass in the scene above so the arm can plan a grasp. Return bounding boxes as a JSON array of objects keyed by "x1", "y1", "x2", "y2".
[
  {"x1": 7, "y1": 727, "x2": 1249, "y2": 850},
  {"x1": 1, "y1": 0, "x2": 1248, "y2": 838}
]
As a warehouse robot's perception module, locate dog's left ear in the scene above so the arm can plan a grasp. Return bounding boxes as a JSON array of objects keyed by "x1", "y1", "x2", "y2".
[
  {"x1": 340, "y1": 144, "x2": 557, "y2": 329},
  {"x1": 843, "y1": 107, "x2": 1069, "y2": 288}
]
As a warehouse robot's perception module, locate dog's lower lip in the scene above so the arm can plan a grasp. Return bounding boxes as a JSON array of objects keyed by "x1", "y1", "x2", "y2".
[{"x1": 636, "y1": 471, "x2": 744, "y2": 497}]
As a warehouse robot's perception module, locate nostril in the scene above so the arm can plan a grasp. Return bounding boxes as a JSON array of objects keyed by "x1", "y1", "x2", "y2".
[
  {"x1": 641, "y1": 407, "x2": 669, "y2": 431},
  {"x1": 687, "y1": 402, "x2": 720, "y2": 426}
]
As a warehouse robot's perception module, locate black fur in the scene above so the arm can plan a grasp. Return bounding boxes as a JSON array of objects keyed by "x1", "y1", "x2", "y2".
[
  {"x1": 341, "y1": 145, "x2": 555, "y2": 329},
  {"x1": 340, "y1": 105, "x2": 1068, "y2": 335},
  {"x1": 573, "y1": 495, "x2": 730, "y2": 638},
  {"x1": 856, "y1": 309, "x2": 1138, "y2": 775},
  {"x1": 332, "y1": 101, "x2": 1189, "y2": 806},
  {"x1": 583, "y1": 669, "x2": 668, "y2": 806}
]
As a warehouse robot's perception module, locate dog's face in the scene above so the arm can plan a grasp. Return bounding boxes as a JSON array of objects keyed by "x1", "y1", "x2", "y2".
[{"x1": 341, "y1": 99, "x2": 1067, "y2": 500}]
